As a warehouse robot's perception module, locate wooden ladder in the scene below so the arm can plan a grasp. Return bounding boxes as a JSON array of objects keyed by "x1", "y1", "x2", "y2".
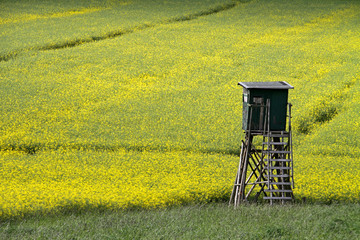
[
  {"x1": 262, "y1": 131, "x2": 294, "y2": 204},
  {"x1": 229, "y1": 101, "x2": 294, "y2": 206}
]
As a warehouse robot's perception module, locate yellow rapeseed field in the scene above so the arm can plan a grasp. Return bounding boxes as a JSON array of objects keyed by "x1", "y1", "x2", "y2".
[
  {"x1": 0, "y1": 0, "x2": 359, "y2": 219},
  {"x1": 0, "y1": 149, "x2": 236, "y2": 218}
]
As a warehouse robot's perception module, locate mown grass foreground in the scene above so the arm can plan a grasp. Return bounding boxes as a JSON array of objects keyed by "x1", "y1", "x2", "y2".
[
  {"x1": 1, "y1": 203, "x2": 360, "y2": 239},
  {"x1": 1, "y1": 0, "x2": 360, "y2": 224}
]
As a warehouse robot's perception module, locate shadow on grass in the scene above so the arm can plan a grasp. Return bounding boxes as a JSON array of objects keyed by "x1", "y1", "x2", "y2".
[{"x1": 2, "y1": 192, "x2": 358, "y2": 223}]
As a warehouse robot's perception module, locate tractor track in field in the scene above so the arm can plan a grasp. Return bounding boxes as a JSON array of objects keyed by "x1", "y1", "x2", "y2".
[
  {"x1": 0, "y1": 142, "x2": 240, "y2": 156},
  {"x1": 0, "y1": 0, "x2": 248, "y2": 156},
  {"x1": 0, "y1": 1, "x2": 249, "y2": 63}
]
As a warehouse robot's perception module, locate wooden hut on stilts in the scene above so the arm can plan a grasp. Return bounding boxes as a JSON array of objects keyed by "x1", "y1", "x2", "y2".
[{"x1": 229, "y1": 81, "x2": 295, "y2": 205}]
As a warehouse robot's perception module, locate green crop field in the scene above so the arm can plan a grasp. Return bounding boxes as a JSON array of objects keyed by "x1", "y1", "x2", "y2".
[{"x1": 1, "y1": 0, "x2": 360, "y2": 223}]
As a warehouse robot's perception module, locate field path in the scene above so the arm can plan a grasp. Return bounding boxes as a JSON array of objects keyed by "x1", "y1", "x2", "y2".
[{"x1": 0, "y1": 1, "x2": 241, "y2": 62}]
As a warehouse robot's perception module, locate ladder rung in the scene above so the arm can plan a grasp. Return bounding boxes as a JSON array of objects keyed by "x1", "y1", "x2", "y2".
[
  {"x1": 263, "y1": 197, "x2": 293, "y2": 200},
  {"x1": 269, "y1": 166, "x2": 292, "y2": 170},
  {"x1": 264, "y1": 159, "x2": 291, "y2": 162},
  {"x1": 265, "y1": 150, "x2": 291, "y2": 154},
  {"x1": 266, "y1": 174, "x2": 290, "y2": 178},
  {"x1": 267, "y1": 134, "x2": 289, "y2": 138},
  {"x1": 270, "y1": 182, "x2": 292, "y2": 185},
  {"x1": 263, "y1": 142, "x2": 287, "y2": 145},
  {"x1": 265, "y1": 189, "x2": 293, "y2": 193}
]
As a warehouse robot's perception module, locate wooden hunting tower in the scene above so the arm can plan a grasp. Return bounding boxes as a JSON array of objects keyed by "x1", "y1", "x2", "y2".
[{"x1": 229, "y1": 81, "x2": 294, "y2": 205}]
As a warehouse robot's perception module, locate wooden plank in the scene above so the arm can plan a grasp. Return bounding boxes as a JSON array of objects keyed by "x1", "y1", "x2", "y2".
[
  {"x1": 268, "y1": 134, "x2": 289, "y2": 138},
  {"x1": 270, "y1": 182, "x2": 291, "y2": 185},
  {"x1": 266, "y1": 174, "x2": 290, "y2": 178},
  {"x1": 263, "y1": 142, "x2": 287, "y2": 145},
  {"x1": 263, "y1": 197, "x2": 293, "y2": 200},
  {"x1": 263, "y1": 131, "x2": 289, "y2": 135},
  {"x1": 268, "y1": 131, "x2": 289, "y2": 134},
  {"x1": 264, "y1": 189, "x2": 293, "y2": 193},
  {"x1": 270, "y1": 166, "x2": 291, "y2": 170},
  {"x1": 265, "y1": 150, "x2": 291, "y2": 154},
  {"x1": 264, "y1": 159, "x2": 291, "y2": 162}
]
